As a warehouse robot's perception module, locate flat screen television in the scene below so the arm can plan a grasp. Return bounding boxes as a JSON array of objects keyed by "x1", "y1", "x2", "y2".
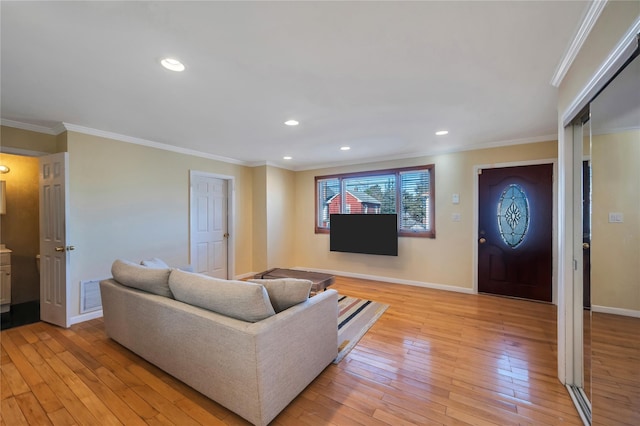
[{"x1": 330, "y1": 214, "x2": 398, "y2": 256}]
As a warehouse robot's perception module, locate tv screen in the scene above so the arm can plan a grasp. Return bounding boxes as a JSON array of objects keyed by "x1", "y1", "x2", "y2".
[{"x1": 330, "y1": 214, "x2": 398, "y2": 256}]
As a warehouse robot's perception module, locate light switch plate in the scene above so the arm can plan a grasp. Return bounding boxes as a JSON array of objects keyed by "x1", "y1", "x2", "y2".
[
  {"x1": 608, "y1": 212, "x2": 624, "y2": 223},
  {"x1": 452, "y1": 193, "x2": 460, "y2": 204}
]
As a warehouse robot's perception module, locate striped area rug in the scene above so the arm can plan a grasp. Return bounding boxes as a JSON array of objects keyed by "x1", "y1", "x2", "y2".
[{"x1": 334, "y1": 295, "x2": 389, "y2": 363}]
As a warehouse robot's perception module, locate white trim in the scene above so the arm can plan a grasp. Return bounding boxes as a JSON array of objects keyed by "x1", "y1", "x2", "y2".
[
  {"x1": 189, "y1": 170, "x2": 236, "y2": 280},
  {"x1": 69, "y1": 309, "x2": 103, "y2": 326},
  {"x1": 568, "y1": 123, "x2": 586, "y2": 388},
  {"x1": 551, "y1": 1, "x2": 608, "y2": 87},
  {"x1": 558, "y1": 124, "x2": 575, "y2": 385},
  {"x1": 294, "y1": 134, "x2": 558, "y2": 172},
  {"x1": 562, "y1": 17, "x2": 640, "y2": 126},
  {"x1": 0, "y1": 118, "x2": 58, "y2": 135},
  {"x1": 52, "y1": 123, "x2": 67, "y2": 135},
  {"x1": 472, "y1": 158, "x2": 558, "y2": 303},
  {"x1": 62, "y1": 123, "x2": 249, "y2": 166},
  {"x1": 0, "y1": 146, "x2": 50, "y2": 157},
  {"x1": 566, "y1": 385, "x2": 591, "y2": 426},
  {"x1": 2, "y1": 118, "x2": 558, "y2": 173},
  {"x1": 292, "y1": 267, "x2": 475, "y2": 294},
  {"x1": 592, "y1": 305, "x2": 640, "y2": 318},
  {"x1": 593, "y1": 125, "x2": 640, "y2": 136}
]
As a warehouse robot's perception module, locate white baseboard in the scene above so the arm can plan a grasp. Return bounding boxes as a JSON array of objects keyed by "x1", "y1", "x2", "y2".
[
  {"x1": 591, "y1": 305, "x2": 640, "y2": 318},
  {"x1": 235, "y1": 271, "x2": 258, "y2": 280},
  {"x1": 69, "y1": 309, "x2": 103, "y2": 326},
  {"x1": 293, "y1": 266, "x2": 474, "y2": 294}
]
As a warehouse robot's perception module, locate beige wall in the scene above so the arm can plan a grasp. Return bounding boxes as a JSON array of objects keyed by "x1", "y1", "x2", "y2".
[
  {"x1": 0, "y1": 153, "x2": 40, "y2": 304},
  {"x1": 65, "y1": 131, "x2": 254, "y2": 319},
  {"x1": 2, "y1": 129, "x2": 557, "y2": 315},
  {"x1": 266, "y1": 166, "x2": 296, "y2": 268},
  {"x1": 293, "y1": 141, "x2": 557, "y2": 290},
  {"x1": 252, "y1": 166, "x2": 268, "y2": 273},
  {"x1": 1, "y1": 126, "x2": 59, "y2": 154},
  {"x1": 591, "y1": 130, "x2": 640, "y2": 311},
  {"x1": 251, "y1": 165, "x2": 296, "y2": 273}
]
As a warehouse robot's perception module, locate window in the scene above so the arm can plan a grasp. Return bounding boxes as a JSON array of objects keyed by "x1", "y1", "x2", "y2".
[{"x1": 315, "y1": 165, "x2": 435, "y2": 238}]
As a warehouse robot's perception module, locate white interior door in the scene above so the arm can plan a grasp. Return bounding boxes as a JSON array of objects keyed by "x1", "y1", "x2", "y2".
[
  {"x1": 190, "y1": 173, "x2": 228, "y2": 279},
  {"x1": 39, "y1": 152, "x2": 70, "y2": 327}
]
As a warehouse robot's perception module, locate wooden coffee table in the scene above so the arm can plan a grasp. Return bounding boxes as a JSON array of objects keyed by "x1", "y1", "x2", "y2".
[{"x1": 254, "y1": 268, "x2": 335, "y2": 294}]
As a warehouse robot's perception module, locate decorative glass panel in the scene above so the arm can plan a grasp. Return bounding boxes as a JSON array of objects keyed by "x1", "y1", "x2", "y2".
[{"x1": 497, "y1": 184, "x2": 529, "y2": 248}]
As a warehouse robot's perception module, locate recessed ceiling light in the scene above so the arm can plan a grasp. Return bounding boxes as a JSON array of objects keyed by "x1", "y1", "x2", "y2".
[
  {"x1": 284, "y1": 120, "x2": 299, "y2": 126},
  {"x1": 283, "y1": 156, "x2": 292, "y2": 160},
  {"x1": 435, "y1": 130, "x2": 449, "y2": 136},
  {"x1": 0, "y1": 165, "x2": 10, "y2": 174},
  {"x1": 160, "y1": 58, "x2": 185, "y2": 72},
  {"x1": 340, "y1": 146, "x2": 351, "y2": 151}
]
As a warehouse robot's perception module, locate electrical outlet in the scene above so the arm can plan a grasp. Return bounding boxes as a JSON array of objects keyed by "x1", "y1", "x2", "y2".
[{"x1": 452, "y1": 213, "x2": 461, "y2": 222}]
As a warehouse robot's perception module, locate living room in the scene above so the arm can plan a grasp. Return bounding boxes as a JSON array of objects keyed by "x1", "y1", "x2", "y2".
[{"x1": 1, "y1": 1, "x2": 638, "y2": 425}]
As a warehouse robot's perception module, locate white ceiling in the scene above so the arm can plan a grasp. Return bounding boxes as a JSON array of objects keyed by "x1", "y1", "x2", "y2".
[{"x1": 1, "y1": 1, "x2": 590, "y2": 170}]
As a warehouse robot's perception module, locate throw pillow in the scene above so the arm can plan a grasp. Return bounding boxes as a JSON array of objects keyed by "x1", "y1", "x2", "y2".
[
  {"x1": 140, "y1": 257, "x2": 170, "y2": 269},
  {"x1": 168, "y1": 269, "x2": 275, "y2": 322},
  {"x1": 111, "y1": 259, "x2": 173, "y2": 298},
  {"x1": 248, "y1": 278, "x2": 311, "y2": 313}
]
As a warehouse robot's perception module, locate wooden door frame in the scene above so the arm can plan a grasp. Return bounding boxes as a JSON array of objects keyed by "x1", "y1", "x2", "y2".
[
  {"x1": 473, "y1": 159, "x2": 558, "y2": 304},
  {"x1": 189, "y1": 170, "x2": 235, "y2": 280}
]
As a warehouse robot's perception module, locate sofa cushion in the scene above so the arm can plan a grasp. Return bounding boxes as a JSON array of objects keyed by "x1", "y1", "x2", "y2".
[
  {"x1": 248, "y1": 278, "x2": 311, "y2": 313},
  {"x1": 169, "y1": 269, "x2": 275, "y2": 322},
  {"x1": 140, "y1": 257, "x2": 169, "y2": 269},
  {"x1": 111, "y1": 259, "x2": 173, "y2": 298}
]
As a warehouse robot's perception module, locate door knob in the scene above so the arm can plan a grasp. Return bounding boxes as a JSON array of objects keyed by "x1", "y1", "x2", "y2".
[
  {"x1": 55, "y1": 246, "x2": 65, "y2": 252},
  {"x1": 583, "y1": 242, "x2": 590, "y2": 249},
  {"x1": 223, "y1": 233, "x2": 230, "y2": 238},
  {"x1": 479, "y1": 237, "x2": 487, "y2": 244}
]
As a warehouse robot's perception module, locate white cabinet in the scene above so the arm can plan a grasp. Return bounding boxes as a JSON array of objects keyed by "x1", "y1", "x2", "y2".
[{"x1": 0, "y1": 249, "x2": 11, "y2": 313}]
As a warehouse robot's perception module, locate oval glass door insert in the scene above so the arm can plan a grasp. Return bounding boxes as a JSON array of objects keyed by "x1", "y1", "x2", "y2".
[{"x1": 497, "y1": 184, "x2": 529, "y2": 248}]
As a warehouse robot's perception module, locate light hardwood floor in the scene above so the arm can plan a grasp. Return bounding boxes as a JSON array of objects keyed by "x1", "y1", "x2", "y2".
[
  {"x1": 591, "y1": 312, "x2": 640, "y2": 426},
  {"x1": 1, "y1": 276, "x2": 583, "y2": 425}
]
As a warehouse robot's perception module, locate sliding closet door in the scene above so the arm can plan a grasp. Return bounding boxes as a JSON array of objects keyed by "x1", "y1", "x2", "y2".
[{"x1": 588, "y1": 55, "x2": 640, "y2": 426}]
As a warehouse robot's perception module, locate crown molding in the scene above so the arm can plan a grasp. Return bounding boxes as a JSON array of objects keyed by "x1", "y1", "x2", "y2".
[
  {"x1": 60, "y1": 123, "x2": 249, "y2": 166},
  {"x1": 293, "y1": 133, "x2": 558, "y2": 172},
  {"x1": 0, "y1": 118, "x2": 58, "y2": 135},
  {"x1": 592, "y1": 125, "x2": 640, "y2": 136},
  {"x1": 1, "y1": 119, "x2": 560, "y2": 172},
  {"x1": 551, "y1": 0, "x2": 608, "y2": 88},
  {"x1": 52, "y1": 122, "x2": 68, "y2": 135},
  {"x1": 562, "y1": 16, "x2": 640, "y2": 126}
]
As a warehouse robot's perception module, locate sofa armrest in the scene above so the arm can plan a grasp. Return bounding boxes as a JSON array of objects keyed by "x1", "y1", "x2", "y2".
[{"x1": 249, "y1": 289, "x2": 338, "y2": 423}]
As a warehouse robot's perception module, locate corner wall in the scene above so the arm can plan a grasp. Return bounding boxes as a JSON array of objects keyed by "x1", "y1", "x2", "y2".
[{"x1": 65, "y1": 131, "x2": 254, "y2": 321}]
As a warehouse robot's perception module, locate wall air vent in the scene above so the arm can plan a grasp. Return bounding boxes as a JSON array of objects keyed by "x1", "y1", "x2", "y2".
[{"x1": 80, "y1": 279, "x2": 102, "y2": 313}]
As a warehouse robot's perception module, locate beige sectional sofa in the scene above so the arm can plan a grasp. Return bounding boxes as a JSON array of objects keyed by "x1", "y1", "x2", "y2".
[{"x1": 100, "y1": 260, "x2": 338, "y2": 426}]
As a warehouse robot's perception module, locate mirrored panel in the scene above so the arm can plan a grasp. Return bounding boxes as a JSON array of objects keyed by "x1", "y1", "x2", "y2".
[{"x1": 589, "y1": 54, "x2": 640, "y2": 426}]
